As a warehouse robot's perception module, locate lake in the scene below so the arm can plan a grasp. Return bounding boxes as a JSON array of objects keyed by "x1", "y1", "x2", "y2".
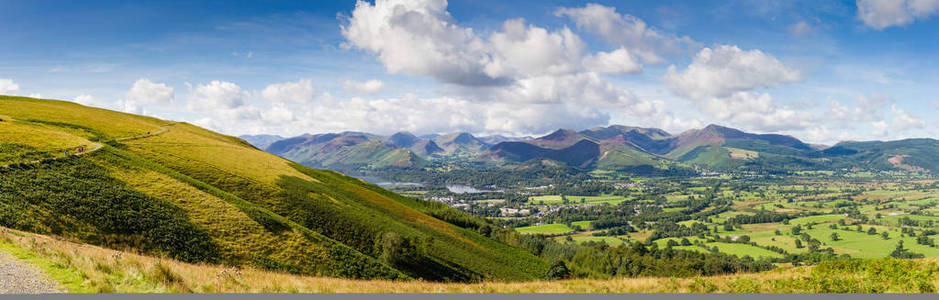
[{"x1": 447, "y1": 184, "x2": 502, "y2": 194}]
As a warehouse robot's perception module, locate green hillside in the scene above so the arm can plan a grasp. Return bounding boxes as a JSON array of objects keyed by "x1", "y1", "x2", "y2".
[
  {"x1": 0, "y1": 95, "x2": 547, "y2": 282},
  {"x1": 826, "y1": 139, "x2": 939, "y2": 173},
  {"x1": 595, "y1": 145, "x2": 664, "y2": 170}
]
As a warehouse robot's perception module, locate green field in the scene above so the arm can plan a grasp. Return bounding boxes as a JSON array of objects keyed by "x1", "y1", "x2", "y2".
[
  {"x1": 515, "y1": 223, "x2": 573, "y2": 234},
  {"x1": 702, "y1": 243, "x2": 785, "y2": 259},
  {"x1": 789, "y1": 214, "x2": 846, "y2": 225},
  {"x1": 473, "y1": 199, "x2": 505, "y2": 204},
  {"x1": 655, "y1": 238, "x2": 784, "y2": 259},
  {"x1": 571, "y1": 220, "x2": 594, "y2": 229},
  {"x1": 803, "y1": 227, "x2": 939, "y2": 258},
  {"x1": 528, "y1": 194, "x2": 629, "y2": 205},
  {"x1": 571, "y1": 236, "x2": 626, "y2": 245}
]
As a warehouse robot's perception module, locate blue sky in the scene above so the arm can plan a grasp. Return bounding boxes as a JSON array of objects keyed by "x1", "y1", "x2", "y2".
[{"x1": 1, "y1": 0, "x2": 938, "y2": 144}]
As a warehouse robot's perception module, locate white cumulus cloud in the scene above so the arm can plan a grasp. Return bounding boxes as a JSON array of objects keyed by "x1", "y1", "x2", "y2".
[
  {"x1": 73, "y1": 94, "x2": 116, "y2": 110},
  {"x1": 262, "y1": 78, "x2": 315, "y2": 103},
  {"x1": 341, "y1": 0, "x2": 651, "y2": 86},
  {"x1": 0, "y1": 78, "x2": 20, "y2": 95},
  {"x1": 701, "y1": 92, "x2": 815, "y2": 132},
  {"x1": 124, "y1": 78, "x2": 174, "y2": 114},
  {"x1": 555, "y1": 3, "x2": 698, "y2": 64},
  {"x1": 582, "y1": 47, "x2": 642, "y2": 74},
  {"x1": 890, "y1": 104, "x2": 926, "y2": 131},
  {"x1": 827, "y1": 95, "x2": 889, "y2": 122},
  {"x1": 342, "y1": 79, "x2": 385, "y2": 94},
  {"x1": 334, "y1": 0, "x2": 655, "y2": 136},
  {"x1": 664, "y1": 45, "x2": 803, "y2": 100},
  {"x1": 297, "y1": 94, "x2": 610, "y2": 136},
  {"x1": 484, "y1": 18, "x2": 586, "y2": 78},
  {"x1": 188, "y1": 80, "x2": 248, "y2": 111},
  {"x1": 872, "y1": 120, "x2": 890, "y2": 137},
  {"x1": 857, "y1": 0, "x2": 939, "y2": 29},
  {"x1": 74, "y1": 94, "x2": 96, "y2": 106},
  {"x1": 341, "y1": 0, "x2": 497, "y2": 86}
]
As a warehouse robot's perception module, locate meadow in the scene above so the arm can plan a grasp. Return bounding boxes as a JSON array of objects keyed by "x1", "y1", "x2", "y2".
[
  {"x1": 528, "y1": 195, "x2": 629, "y2": 205},
  {"x1": 515, "y1": 224, "x2": 573, "y2": 235}
]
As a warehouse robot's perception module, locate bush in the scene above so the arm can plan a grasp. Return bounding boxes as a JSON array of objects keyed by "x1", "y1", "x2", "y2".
[
  {"x1": 805, "y1": 258, "x2": 936, "y2": 292},
  {"x1": 0, "y1": 157, "x2": 218, "y2": 263},
  {"x1": 545, "y1": 261, "x2": 571, "y2": 280}
]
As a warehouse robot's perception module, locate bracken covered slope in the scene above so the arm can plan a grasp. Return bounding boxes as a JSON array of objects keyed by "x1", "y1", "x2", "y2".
[{"x1": 0, "y1": 96, "x2": 547, "y2": 282}]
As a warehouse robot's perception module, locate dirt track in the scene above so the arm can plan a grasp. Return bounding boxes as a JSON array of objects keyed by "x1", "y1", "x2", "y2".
[{"x1": 0, "y1": 251, "x2": 59, "y2": 294}]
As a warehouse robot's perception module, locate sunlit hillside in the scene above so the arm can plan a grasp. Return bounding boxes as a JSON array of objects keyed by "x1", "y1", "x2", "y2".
[{"x1": 0, "y1": 95, "x2": 547, "y2": 282}]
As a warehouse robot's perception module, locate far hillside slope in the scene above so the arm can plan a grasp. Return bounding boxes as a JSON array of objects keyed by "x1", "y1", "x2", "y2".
[
  {"x1": 267, "y1": 132, "x2": 428, "y2": 169},
  {"x1": 488, "y1": 140, "x2": 601, "y2": 167},
  {"x1": 824, "y1": 139, "x2": 939, "y2": 173}
]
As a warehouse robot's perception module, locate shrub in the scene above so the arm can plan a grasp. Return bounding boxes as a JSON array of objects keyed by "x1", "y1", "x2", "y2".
[
  {"x1": 0, "y1": 157, "x2": 218, "y2": 263},
  {"x1": 545, "y1": 261, "x2": 571, "y2": 280}
]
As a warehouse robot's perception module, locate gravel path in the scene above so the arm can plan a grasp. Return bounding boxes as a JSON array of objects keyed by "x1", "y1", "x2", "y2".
[
  {"x1": 0, "y1": 251, "x2": 60, "y2": 294},
  {"x1": 0, "y1": 122, "x2": 174, "y2": 169}
]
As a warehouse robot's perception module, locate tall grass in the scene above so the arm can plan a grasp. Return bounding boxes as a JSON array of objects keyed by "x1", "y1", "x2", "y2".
[{"x1": 3, "y1": 227, "x2": 939, "y2": 293}]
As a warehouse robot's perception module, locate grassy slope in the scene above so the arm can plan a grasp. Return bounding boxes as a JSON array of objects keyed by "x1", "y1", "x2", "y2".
[
  {"x1": 596, "y1": 146, "x2": 660, "y2": 170},
  {"x1": 3, "y1": 227, "x2": 938, "y2": 293},
  {"x1": 0, "y1": 96, "x2": 545, "y2": 281},
  {"x1": 516, "y1": 224, "x2": 574, "y2": 235},
  {"x1": 831, "y1": 139, "x2": 939, "y2": 173}
]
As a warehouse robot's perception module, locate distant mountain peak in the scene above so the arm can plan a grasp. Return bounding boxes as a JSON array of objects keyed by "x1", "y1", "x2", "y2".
[
  {"x1": 581, "y1": 125, "x2": 672, "y2": 141},
  {"x1": 391, "y1": 131, "x2": 416, "y2": 137},
  {"x1": 384, "y1": 131, "x2": 420, "y2": 148},
  {"x1": 701, "y1": 124, "x2": 741, "y2": 135},
  {"x1": 451, "y1": 132, "x2": 478, "y2": 144},
  {"x1": 539, "y1": 129, "x2": 579, "y2": 141}
]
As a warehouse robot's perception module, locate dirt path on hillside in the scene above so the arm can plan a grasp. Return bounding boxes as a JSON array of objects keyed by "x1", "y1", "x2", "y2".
[
  {"x1": 0, "y1": 251, "x2": 60, "y2": 293},
  {"x1": 1, "y1": 122, "x2": 175, "y2": 168},
  {"x1": 0, "y1": 123, "x2": 180, "y2": 292}
]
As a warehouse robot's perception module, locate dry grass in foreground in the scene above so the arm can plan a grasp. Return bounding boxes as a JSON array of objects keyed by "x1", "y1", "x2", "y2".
[{"x1": 1, "y1": 227, "x2": 938, "y2": 293}]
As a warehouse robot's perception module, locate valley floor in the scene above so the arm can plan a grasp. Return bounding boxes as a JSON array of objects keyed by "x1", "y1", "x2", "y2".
[{"x1": 1, "y1": 227, "x2": 937, "y2": 293}]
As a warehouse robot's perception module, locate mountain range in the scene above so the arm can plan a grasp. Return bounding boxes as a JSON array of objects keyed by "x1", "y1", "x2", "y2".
[{"x1": 250, "y1": 124, "x2": 939, "y2": 174}]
